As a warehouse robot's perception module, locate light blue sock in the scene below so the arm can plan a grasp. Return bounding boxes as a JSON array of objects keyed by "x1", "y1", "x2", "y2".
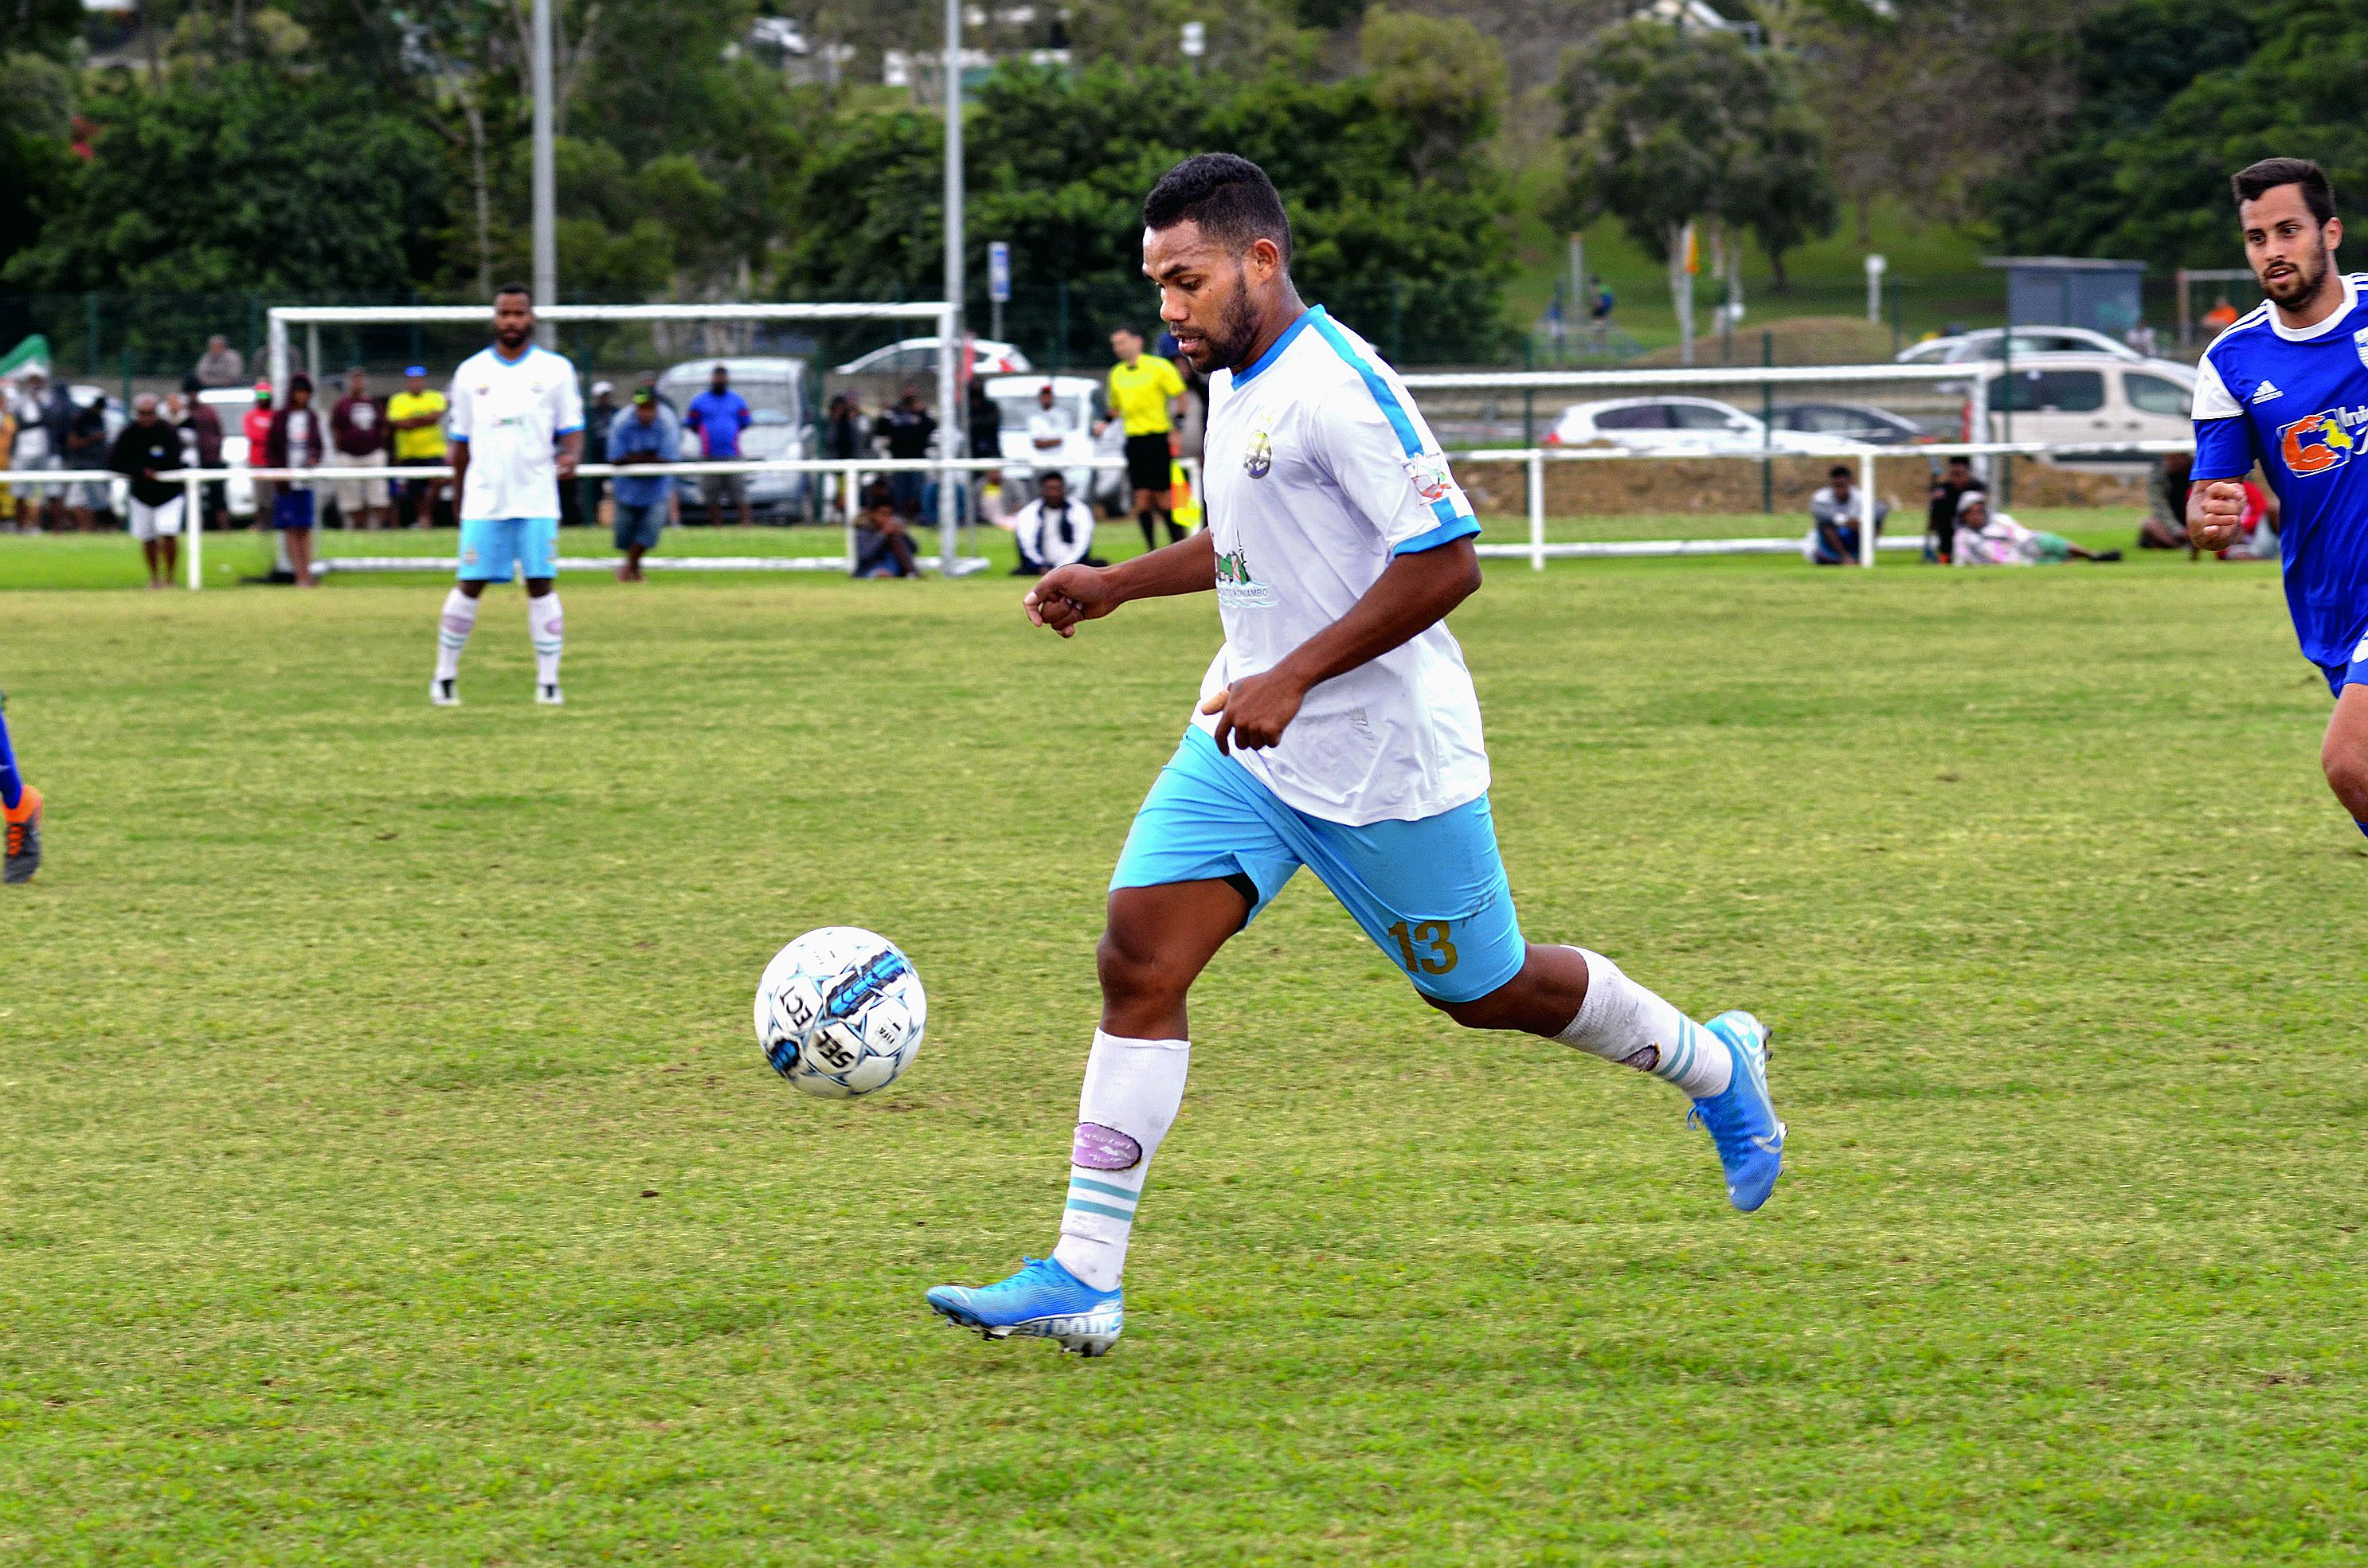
[{"x1": 0, "y1": 694, "x2": 22, "y2": 812}]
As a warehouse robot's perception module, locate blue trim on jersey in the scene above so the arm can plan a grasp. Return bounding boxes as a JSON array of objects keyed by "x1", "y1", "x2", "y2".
[
  {"x1": 1392, "y1": 514, "x2": 1482, "y2": 556},
  {"x1": 1232, "y1": 307, "x2": 1319, "y2": 387},
  {"x1": 1305, "y1": 309, "x2": 1464, "y2": 530},
  {"x1": 447, "y1": 432, "x2": 470, "y2": 442},
  {"x1": 555, "y1": 424, "x2": 584, "y2": 436},
  {"x1": 491, "y1": 343, "x2": 530, "y2": 365}
]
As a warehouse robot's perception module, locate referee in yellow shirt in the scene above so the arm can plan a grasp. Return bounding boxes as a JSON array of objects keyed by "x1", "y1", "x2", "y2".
[
  {"x1": 1098, "y1": 325, "x2": 1187, "y2": 552},
  {"x1": 386, "y1": 365, "x2": 450, "y2": 530}
]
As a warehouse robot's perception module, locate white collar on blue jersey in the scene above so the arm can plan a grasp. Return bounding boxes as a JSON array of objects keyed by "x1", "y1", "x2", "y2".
[{"x1": 2270, "y1": 272, "x2": 2359, "y2": 342}]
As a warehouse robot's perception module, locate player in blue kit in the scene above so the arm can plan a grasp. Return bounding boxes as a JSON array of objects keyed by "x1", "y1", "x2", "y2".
[
  {"x1": 926, "y1": 154, "x2": 1787, "y2": 1356},
  {"x1": 0, "y1": 691, "x2": 41, "y2": 884},
  {"x1": 2187, "y1": 158, "x2": 2368, "y2": 835}
]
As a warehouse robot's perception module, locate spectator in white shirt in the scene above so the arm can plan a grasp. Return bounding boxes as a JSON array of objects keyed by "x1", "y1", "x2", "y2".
[
  {"x1": 1009, "y1": 470, "x2": 1100, "y2": 577},
  {"x1": 1025, "y1": 382, "x2": 1072, "y2": 456}
]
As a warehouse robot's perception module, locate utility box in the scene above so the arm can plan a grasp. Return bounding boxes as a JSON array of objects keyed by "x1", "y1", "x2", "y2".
[{"x1": 1984, "y1": 256, "x2": 2147, "y2": 337}]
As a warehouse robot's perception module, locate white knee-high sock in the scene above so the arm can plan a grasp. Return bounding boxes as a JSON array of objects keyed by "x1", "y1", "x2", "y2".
[
  {"x1": 1555, "y1": 948, "x2": 1732, "y2": 1099},
  {"x1": 435, "y1": 588, "x2": 477, "y2": 682},
  {"x1": 1051, "y1": 1030, "x2": 1189, "y2": 1292},
  {"x1": 528, "y1": 592, "x2": 564, "y2": 686}
]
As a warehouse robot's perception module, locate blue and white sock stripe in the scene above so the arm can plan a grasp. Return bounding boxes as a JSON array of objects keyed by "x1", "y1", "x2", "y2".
[
  {"x1": 1649, "y1": 1023, "x2": 1703, "y2": 1088},
  {"x1": 1064, "y1": 1175, "x2": 1139, "y2": 1222}
]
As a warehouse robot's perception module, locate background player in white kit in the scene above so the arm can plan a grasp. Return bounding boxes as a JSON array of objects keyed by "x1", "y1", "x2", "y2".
[
  {"x1": 431, "y1": 285, "x2": 584, "y2": 706},
  {"x1": 928, "y1": 154, "x2": 1788, "y2": 1357}
]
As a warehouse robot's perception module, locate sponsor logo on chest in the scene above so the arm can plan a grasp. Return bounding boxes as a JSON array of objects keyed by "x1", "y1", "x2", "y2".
[{"x1": 2278, "y1": 407, "x2": 2368, "y2": 477}]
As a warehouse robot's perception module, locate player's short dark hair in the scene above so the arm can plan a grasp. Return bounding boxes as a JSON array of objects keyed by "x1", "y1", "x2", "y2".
[
  {"x1": 1144, "y1": 154, "x2": 1293, "y2": 266},
  {"x1": 493, "y1": 281, "x2": 533, "y2": 303},
  {"x1": 2232, "y1": 158, "x2": 2336, "y2": 225},
  {"x1": 1110, "y1": 324, "x2": 1142, "y2": 340},
  {"x1": 1828, "y1": 464, "x2": 1851, "y2": 479}
]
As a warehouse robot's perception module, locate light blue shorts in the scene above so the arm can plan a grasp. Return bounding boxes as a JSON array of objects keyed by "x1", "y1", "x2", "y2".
[
  {"x1": 1110, "y1": 727, "x2": 1526, "y2": 1003},
  {"x1": 457, "y1": 516, "x2": 559, "y2": 582}
]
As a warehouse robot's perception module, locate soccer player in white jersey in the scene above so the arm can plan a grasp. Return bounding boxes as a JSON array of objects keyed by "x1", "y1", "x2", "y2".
[
  {"x1": 431, "y1": 285, "x2": 584, "y2": 706},
  {"x1": 927, "y1": 154, "x2": 1787, "y2": 1357}
]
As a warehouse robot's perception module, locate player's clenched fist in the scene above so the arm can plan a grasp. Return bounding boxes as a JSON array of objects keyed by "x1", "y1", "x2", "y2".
[
  {"x1": 2186, "y1": 479, "x2": 2249, "y2": 550},
  {"x1": 1199, "y1": 669, "x2": 1306, "y2": 754},
  {"x1": 1024, "y1": 564, "x2": 1117, "y2": 638}
]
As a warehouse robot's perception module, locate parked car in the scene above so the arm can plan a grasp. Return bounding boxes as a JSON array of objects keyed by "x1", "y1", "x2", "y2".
[
  {"x1": 1545, "y1": 396, "x2": 1842, "y2": 453},
  {"x1": 832, "y1": 337, "x2": 1031, "y2": 378},
  {"x1": 1770, "y1": 401, "x2": 1939, "y2": 445},
  {"x1": 1966, "y1": 353, "x2": 2194, "y2": 456},
  {"x1": 984, "y1": 374, "x2": 1126, "y2": 513},
  {"x1": 197, "y1": 385, "x2": 260, "y2": 518},
  {"x1": 656, "y1": 356, "x2": 812, "y2": 519},
  {"x1": 1896, "y1": 326, "x2": 2143, "y2": 365}
]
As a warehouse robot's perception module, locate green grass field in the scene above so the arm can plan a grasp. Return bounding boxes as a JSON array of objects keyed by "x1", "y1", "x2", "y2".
[{"x1": 2, "y1": 530, "x2": 2362, "y2": 1564}]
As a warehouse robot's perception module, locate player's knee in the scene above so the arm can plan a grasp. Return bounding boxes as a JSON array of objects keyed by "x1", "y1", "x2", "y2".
[
  {"x1": 2322, "y1": 737, "x2": 2368, "y2": 811},
  {"x1": 1427, "y1": 986, "x2": 1517, "y2": 1031},
  {"x1": 1096, "y1": 928, "x2": 1189, "y2": 1007}
]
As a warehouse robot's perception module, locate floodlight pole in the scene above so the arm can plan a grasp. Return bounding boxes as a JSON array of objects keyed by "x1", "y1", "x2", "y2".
[
  {"x1": 530, "y1": 0, "x2": 558, "y2": 346},
  {"x1": 940, "y1": 0, "x2": 965, "y2": 572}
]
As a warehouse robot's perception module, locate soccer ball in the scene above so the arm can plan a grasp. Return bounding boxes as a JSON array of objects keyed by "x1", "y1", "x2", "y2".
[{"x1": 754, "y1": 926, "x2": 926, "y2": 1100}]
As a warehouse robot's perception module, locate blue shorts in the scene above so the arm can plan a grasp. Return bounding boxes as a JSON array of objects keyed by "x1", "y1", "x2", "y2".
[
  {"x1": 1110, "y1": 727, "x2": 1526, "y2": 1003},
  {"x1": 458, "y1": 516, "x2": 559, "y2": 582},
  {"x1": 613, "y1": 501, "x2": 665, "y2": 553},
  {"x1": 271, "y1": 490, "x2": 315, "y2": 531}
]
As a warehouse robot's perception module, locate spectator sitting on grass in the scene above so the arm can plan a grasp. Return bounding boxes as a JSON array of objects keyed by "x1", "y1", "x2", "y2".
[
  {"x1": 1008, "y1": 469, "x2": 1102, "y2": 577},
  {"x1": 1926, "y1": 454, "x2": 1982, "y2": 563},
  {"x1": 1952, "y1": 491, "x2": 2120, "y2": 566},
  {"x1": 851, "y1": 479, "x2": 918, "y2": 579},
  {"x1": 1806, "y1": 464, "x2": 1889, "y2": 565},
  {"x1": 605, "y1": 386, "x2": 679, "y2": 582}
]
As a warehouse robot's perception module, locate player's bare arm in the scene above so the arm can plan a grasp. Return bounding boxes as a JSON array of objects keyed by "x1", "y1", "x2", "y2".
[
  {"x1": 1024, "y1": 529, "x2": 1215, "y2": 636},
  {"x1": 2186, "y1": 478, "x2": 2249, "y2": 550},
  {"x1": 1200, "y1": 538, "x2": 1483, "y2": 754},
  {"x1": 554, "y1": 427, "x2": 583, "y2": 482}
]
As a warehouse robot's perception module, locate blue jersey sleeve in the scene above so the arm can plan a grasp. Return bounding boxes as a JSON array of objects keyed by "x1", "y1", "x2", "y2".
[{"x1": 2192, "y1": 416, "x2": 2256, "y2": 483}]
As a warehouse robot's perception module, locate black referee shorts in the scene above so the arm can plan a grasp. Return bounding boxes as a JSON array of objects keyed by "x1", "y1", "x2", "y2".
[{"x1": 1123, "y1": 432, "x2": 1172, "y2": 495}]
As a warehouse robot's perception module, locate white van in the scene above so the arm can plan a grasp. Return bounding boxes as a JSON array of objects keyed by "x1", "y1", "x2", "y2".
[{"x1": 1970, "y1": 353, "x2": 2194, "y2": 455}]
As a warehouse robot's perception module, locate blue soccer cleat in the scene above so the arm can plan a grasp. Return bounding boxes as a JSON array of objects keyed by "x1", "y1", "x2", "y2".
[
  {"x1": 1687, "y1": 1010, "x2": 1786, "y2": 1212},
  {"x1": 926, "y1": 1256, "x2": 1123, "y2": 1357}
]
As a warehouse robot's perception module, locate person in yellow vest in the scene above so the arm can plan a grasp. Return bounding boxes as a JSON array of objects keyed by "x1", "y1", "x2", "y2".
[
  {"x1": 1168, "y1": 455, "x2": 1201, "y2": 533},
  {"x1": 386, "y1": 365, "x2": 450, "y2": 529},
  {"x1": 1096, "y1": 325, "x2": 1186, "y2": 552}
]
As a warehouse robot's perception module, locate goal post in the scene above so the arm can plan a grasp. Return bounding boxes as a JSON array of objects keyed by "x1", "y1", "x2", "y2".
[{"x1": 266, "y1": 300, "x2": 965, "y2": 570}]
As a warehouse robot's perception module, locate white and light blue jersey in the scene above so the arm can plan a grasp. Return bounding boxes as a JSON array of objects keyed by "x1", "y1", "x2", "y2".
[
  {"x1": 446, "y1": 343, "x2": 585, "y2": 522},
  {"x1": 1195, "y1": 305, "x2": 1485, "y2": 825},
  {"x1": 2192, "y1": 272, "x2": 2368, "y2": 672}
]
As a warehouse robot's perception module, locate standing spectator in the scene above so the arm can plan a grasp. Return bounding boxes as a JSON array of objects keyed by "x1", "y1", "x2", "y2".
[
  {"x1": 1026, "y1": 381, "x2": 1071, "y2": 458},
  {"x1": 63, "y1": 389, "x2": 108, "y2": 530},
  {"x1": 1097, "y1": 325, "x2": 1185, "y2": 550},
  {"x1": 851, "y1": 479, "x2": 918, "y2": 578},
  {"x1": 193, "y1": 334, "x2": 245, "y2": 389},
  {"x1": 605, "y1": 385, "x2": 679, "y2": 581},
  {"x1": 265, "y1": 373, "x2": 327, "y2": 585},
  {"x1": 579, "y1": 380, "x2": 618, "y2": 528},
  {"x1": 684, "y1": 364, "x2": 753, "y2": 526},
  {"x1": 873, "y1": 383, "x2": 937, "y2": 519},
  {"x1": 1008, "y1": 470, "x2": 1099, "y2": 577},
  {"x1": 110, "y1": 393, "x2": 186, "y2": 588},
  {"x1": 8, "y1": 370, "x2": 61, "y2": 532},
  {"x1": 328, "y1": 367, "x2": 391, "y2": 530},
  {"x1": 178, "y1": 374, "x2": 226, "y2": 531},
  {"x1": 1924, "y1": 454, "x2": 1983, "y2": 564},
  {"x1": 1590, "y1": 276, "x2": 1615, "y2": 333},
  {"x1": 386, "y1": 365, "x2": 449, "y2": 529},
  {"x1": 1804, "y1": 465, "x2": 1889, "y2": 565},
  {"x1": 824, "y1": 392, "x2": 867, "y2": 521},
  {"x1": 967, "y1": 376, "x2": 1001, "y2": 459}
]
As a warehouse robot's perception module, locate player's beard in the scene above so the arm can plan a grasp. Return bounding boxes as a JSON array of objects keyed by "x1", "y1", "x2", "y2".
[
  {"x1": 1201, "y1": 276, "x2": 1262, "y2": 373},
  {"x1": 2260, "y1": 242, "x2": 2330, "y2": 310}
]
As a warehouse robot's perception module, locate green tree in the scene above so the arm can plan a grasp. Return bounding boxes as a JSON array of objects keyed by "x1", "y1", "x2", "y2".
[
  {"x1": 1359, "y1": 6, "x2": 1507, "y2": 185},
  {"x1": 3, "y1": 64, "x2": 445, "y2": 295},
  {"x1": 1559, "y1": 21, "x2": 1833, "y2": 358}
]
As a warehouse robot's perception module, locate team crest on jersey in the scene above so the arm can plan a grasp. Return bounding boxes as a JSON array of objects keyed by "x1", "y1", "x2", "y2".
[
  {"x1": 2278, "y1": 409, "x2": 2365, "y2": 476},
  {"x1": 1401, "y1": 451, "x2": 1462, "y2": 506},
  {"x1": 1215, "y1": 545, "x2": 1275, "y2": 608},
  {"x1": 1243, "y1": 412, "x2": 1274, "y2": 479},
  {"x1": 2355, "y1": 326, "x2": 2368, "y2": 371}
]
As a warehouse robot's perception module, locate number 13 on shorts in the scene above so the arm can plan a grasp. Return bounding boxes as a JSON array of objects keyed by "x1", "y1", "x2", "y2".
[{"x1": 1387, "y1": 918, "x2": 1460, "y2": 976}]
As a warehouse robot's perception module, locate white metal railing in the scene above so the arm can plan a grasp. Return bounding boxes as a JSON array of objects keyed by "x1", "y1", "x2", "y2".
[
  {"x1": 1452, "y1": 437, "x2": 2193, "y2": 569},
  {"x1": 4, "y1": 453, "x2": 1200, "y2": 588},
  {"x1": 8, "y1": 433, "x2": 2186, "y2": 585}
]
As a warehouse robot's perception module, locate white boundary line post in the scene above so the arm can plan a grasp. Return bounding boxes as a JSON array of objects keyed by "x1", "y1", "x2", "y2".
[
  {"x1": 183, "y1": 471, "x2": 203, "y2": 590},
  {"x1": 844, "y1": 463, "x2": 859, "y2": 573},
  {"x1": 1859, "y1": 449, "x2": 1877, "y2": 569},
  {"x1": 1527, "y1": 449, "x2": 1545, "y2": 571},
  {"x1": 936, "y1": 303, "x2": 959, "y2": 575}
]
